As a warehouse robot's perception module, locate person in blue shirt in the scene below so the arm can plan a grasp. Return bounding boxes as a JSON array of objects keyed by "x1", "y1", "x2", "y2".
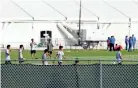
[
  {"x1": 125, "y1": 36, "x2": 129, "y2": 50},
  {"x1": 132, "y1": 34, "x2": 136, "y2": 51},
  {"x1": 128, "y1": 36, "x2": 133, "y2": 52},
  {"x1": 109, "y1": 36, "x2": 115, "y2": 51}
]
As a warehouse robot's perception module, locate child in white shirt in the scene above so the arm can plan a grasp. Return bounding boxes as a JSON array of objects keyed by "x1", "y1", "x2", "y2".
[
  {"x1": 57, "y1": 46, "x2": 65, "y2": 65},
  {"x1": 42, "y1": 49, "x2": 49, "y2": 65},
  {"x1": 116, "y1": 47, "x2": 122, "y2": 65},
  {"x1": 5, "y1": 45, "x2": 11, "y2": 64},
  {"x1": 18, "y1": 45, "x2": 24, "y2": 64}
]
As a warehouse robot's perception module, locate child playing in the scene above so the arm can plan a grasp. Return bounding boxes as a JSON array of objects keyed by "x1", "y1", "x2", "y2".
[
  {"x1": 18, "y1": 45, "x2": 24, "y2": 64},
  {"x1": 42, "y1": 49, "x2": 49, "y2": 65},
  {"x1": 5, "y1": 45, "x2": 11, "y2": 64},
  {"x1": 30, "y1": 38, "x2": 37, "y2": 59},
  {"x1": 57, "y1": 46, "x2": 65, "y2": 65},
  {"x1": 116, "y1": 47, "x2": 122, "y2": 65}
]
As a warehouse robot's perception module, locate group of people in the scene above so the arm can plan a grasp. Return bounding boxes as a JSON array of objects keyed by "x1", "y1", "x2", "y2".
[
  {"x1": 4, "y1": 35, "x2": 137, "y2": 65},
  {"x1": 5, "y1": 44, "x2": 24, "y2": 64},
  {"x1": 106, "y1": 34, "x2": 137, "y2": 65},
  {"x1": 107, "y1": 36, "x2": 116, "y2": 51},
  {"x1": 107, "y1": 34, "x2": 136, "y2": 52},
  {"x1": 5, "y1": 38, "x2": 65, "y2": 65},
  {"x1": 125, "y1": 34, "x2": 136, "y2": 52}
]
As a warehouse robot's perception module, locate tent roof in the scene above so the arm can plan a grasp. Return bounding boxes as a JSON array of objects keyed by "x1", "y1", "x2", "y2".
[{"x1": 1, "y1": 0, "x2": 138, "y2": 23}]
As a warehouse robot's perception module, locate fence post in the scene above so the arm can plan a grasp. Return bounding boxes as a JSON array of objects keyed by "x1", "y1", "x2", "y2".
[
  {"x1": 100, "y1": 60, "x2": 103, "y2": 88},
  {"x1": 74, "y1": 64, "x2": 79, "y2": 88}
]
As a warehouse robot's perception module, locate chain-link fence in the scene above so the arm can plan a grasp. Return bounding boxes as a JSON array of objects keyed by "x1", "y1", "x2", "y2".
[
  {"x1": 1, "y1": 60, "x2": 138, "y2": 88},
  {"x1": 1, "y1": 60, "x2": 138, "y2": 65}
]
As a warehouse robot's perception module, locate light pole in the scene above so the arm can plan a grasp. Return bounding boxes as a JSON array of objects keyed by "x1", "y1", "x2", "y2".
[{"x1": 78, "y1": 0, "x2": 82, "y2": 45}]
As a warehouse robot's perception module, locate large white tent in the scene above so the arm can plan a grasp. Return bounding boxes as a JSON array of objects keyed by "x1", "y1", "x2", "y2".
[{"x1": 0, "y1": 0, "x2": 138, "y2": 48}]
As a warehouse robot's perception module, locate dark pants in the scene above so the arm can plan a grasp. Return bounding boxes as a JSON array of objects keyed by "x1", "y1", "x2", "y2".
[
  {"x1": 128, "y1": 43, "x2": 132, "y2": 52},
  {"x1": 107, "y1": 44, "x2": 110, "y2": 50},
  {"x1": 133, "y1": 42, "x2": 136, "y2": 51},
  {"x1": 125, "y1": 42, "x2": 128, "y2": 50},
  {"x1": 110, "y1": 43, "x2": 115, "y2": 51}
]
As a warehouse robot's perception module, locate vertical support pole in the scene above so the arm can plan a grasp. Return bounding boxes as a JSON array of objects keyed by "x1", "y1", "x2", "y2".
[
  {"x1": 129, "y1": 18, "x2": 131, "y2": 36},
  {"x1": 78, "y1": 0, "x2": 82, "y2": 45},
  {"x1": 1, "y1": 22, "x2": 5, "y2": 48},
  {"x1": 74, "y1": 64, "x2": 79, "y2": 88},
  {"x1": 100, "y1": 60, "x2": 103, "y2": 88},
  {"x1": 32, "y1": 18, "x2": 34, "y2": 38},
  {"x1": 97, "y1": 17, "x2": 100, "y2": 29}
]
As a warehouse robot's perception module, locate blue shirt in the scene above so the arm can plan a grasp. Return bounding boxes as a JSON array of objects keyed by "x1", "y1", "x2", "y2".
[
  {"x1": 132, "y1": 36, "x2": 136, "y2": 43},
  {"x1": 110, "y1": 37, "x2": 115, "y2": 44},
  {"x1": 129, "y1": 38, "x2": 133, "y2": 44}
]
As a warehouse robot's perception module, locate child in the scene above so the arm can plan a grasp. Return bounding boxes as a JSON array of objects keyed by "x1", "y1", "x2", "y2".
[
  {"x1": 57, "y1": 46, "x2": 65, "y2": 65},
  {"x1": 18, "y1": 45, "x2": 24, "y2": 64},
  {"x1": 30, "y1": 38, "x2": 37, "y2": 59},
  {"x1": 5, "y1": 45, "x2": 11, "y2": 64},
  {"x1": 114, "y1": 44, "x2": 119, "y2": 51},
  {"x1": 42, "y1": 49, "x2": 49, "y2": 65},
  {"x1": 116, "y1": 47, "x2": 122, "y2": 65}
]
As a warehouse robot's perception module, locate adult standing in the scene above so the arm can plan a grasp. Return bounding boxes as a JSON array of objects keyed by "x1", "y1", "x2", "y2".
[
  {"x1": 125, "y1": 36, "x2": 129, "y2": 50},
  {"x1": 132, "y1": 34, "x2": 136, "y2": 51},
  {"x1": 109, "y1": 36, "x2": 115, "y2": 51},
  {"x1": 30, "y1": 38, "x2": 37, "y2": 59},
  {"x1": 128, "y1": 36, "x2": 133, "y2": 52},
  {"x1": 47, "y1": 39, "x2": 53, "y2": 58}
]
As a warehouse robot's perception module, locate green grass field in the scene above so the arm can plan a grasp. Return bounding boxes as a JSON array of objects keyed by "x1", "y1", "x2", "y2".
[{"x1": 1, "y1": 49, "x2": 138, "y2": 64}]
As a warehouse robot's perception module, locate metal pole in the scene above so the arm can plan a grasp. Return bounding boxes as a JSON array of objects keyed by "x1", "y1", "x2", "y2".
[
  {"x1": 100, "y1": 60, "x2": 103, "y2": 88},
  {"x1": 32, "y1": 22, "x2": 34, "y2": 38},
  {"x1": 97, "y1": 17, "x2": 100, "y2": 29},
  {"x1": 129, "y1": 18, "x2": 131, "y2": 36},
  {"x1": 78, "y1": 0, "x2": 82, "y2": 45},
  {"x1": 74, "y1": 0, "x2": 99, "y2": 20},
  {"x1": 0, "y1": 22, "x2": 5, "y2": 48}
]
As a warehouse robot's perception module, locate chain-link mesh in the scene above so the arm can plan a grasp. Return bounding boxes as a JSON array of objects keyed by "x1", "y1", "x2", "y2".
[
  {"x1": 102, "y1": 65, "x2": 138, "y2": 88},
  {"x1": 1, "y1": 64, "x2": 138, "y2": 88}
]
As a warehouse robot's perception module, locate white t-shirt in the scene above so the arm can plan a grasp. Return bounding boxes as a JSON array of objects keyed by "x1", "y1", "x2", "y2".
[
  {"x1": 30, "y1": 42, "x2": 36, "y2": 50},
  {"x1": 5, "y1": 49, "x2": 10, "y2": 61},
  {"x1": 57, "y1": 50, "x2": 64, "y2": 62},
  {"x1": 19, "y1": 49, "x2": 23, "y2": 58},
  {"x1": 116, "y1": 51, "x2": 122, "y2": 61},
  {"x1": 42, "y1": 54, "x2": 47, "y2": 60}
]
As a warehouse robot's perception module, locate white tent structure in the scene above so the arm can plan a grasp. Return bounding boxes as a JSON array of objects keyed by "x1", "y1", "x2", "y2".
[{"x1": 0, "y1": 0, "x2": 138, "y2": 49}]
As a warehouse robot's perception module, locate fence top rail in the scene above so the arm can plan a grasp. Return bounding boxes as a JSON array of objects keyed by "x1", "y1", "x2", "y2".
[{"x1": 1, "y1": 59, "x2": 138, "y2": 62}]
